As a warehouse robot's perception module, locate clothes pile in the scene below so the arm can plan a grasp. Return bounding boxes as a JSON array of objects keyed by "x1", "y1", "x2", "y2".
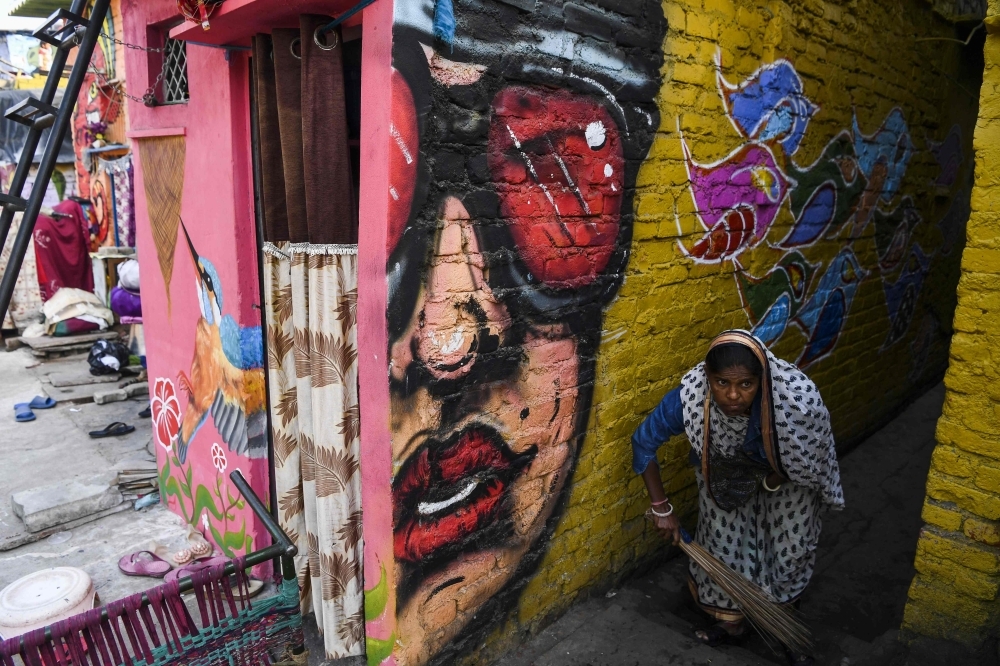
[{"x1": 109, "y1": 258, "x2": 141, "y2": 322}]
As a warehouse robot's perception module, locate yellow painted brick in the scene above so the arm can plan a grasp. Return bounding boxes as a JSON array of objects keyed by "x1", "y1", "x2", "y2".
[
  {"x1": 922, "y1": 500, "x2": 964, "y2": 532},
  {"x1": 906, "y1": 578, "x2": 995, "y2": 627},
  {"x1": 685, "y1": 11, "x2": 715, "y2": 39},
  {"x1": 926, "y1": 470, "x2": 1000, "y2": 520},
  {"x1": 964, "y1": 518, "x2": 1000, "y2": 547},
  {"x1": 917, "y1": 529, "x2": 1000, "y2": 574},
  {"x1": 915, "y1": 552, "x2": 1000, "y2": 601},
  {"x1": 975, "y1": 465, "x2": 1000, "y2": 493},
  {"x1": 932, "y1": 447, "x2": 975, "y2": 478}
]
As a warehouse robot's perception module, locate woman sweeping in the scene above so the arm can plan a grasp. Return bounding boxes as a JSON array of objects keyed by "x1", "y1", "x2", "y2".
[{"x1": 632, "y1": 330, "x2": 844, "y2": 666}]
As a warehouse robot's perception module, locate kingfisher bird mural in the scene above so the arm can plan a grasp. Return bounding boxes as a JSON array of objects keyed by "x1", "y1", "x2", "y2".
[{"x1": 176, "y1": 221, "x2": 267, "y2": 464}]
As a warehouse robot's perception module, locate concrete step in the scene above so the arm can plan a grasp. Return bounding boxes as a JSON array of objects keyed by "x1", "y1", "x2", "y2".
[{"x1": 10, "y1": 472, "x2": 123, "y2": 533}]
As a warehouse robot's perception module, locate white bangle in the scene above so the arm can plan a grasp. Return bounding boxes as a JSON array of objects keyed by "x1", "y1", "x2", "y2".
[
  {"x1": 762, "y1": 477, "x2": 781, "y2": 492},
  {"x1": 650, "y1": 502, "x2": 674, "y2": 517}
]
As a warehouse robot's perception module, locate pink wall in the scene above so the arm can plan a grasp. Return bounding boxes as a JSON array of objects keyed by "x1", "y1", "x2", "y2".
[
  {"x1": 122, "y1": 0, "x2": 270, "y2": 558},
  {"x1": 357, "y1": 0, "x2": 395, "y2": 659}
]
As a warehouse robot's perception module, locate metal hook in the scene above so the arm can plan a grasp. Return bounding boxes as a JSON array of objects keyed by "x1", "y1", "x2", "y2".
[
  {"x1": 313, "y1": 26, "x2": 338, "y2": 51},
  {"x1": 289, "y1": 37, "x2": 301, "y2": 60}
]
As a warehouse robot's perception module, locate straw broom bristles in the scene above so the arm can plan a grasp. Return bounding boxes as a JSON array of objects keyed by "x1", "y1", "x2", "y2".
[{"x1": 679, "y1": 529, "x2": 813, "y2": 654}]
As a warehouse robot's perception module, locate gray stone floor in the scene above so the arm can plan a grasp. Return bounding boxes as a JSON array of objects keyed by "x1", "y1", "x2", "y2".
[
  {"x1": 0, "y1": 347, "x2": 190, "y2": 605},
  {"x1": 497, "y1": 384, "x2": 999, "y2": 666}
]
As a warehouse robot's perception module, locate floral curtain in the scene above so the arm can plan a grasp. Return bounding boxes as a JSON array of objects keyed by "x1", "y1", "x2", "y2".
[{"x1": 263, "y1": 242, "x2": 363, "y2": 659}]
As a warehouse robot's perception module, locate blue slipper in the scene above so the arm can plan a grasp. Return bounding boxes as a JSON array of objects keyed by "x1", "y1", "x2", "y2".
[
  {"x1": 14, "y1": 403, "x2": 35, "y2": 422},
  {"x1": 28, "y1": 395, "x2": 56, "y2": 410}
]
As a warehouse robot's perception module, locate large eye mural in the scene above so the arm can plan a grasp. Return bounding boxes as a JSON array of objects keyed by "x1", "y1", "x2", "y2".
[{"x1": 375, "y1": 1, "x2": 668, "y2": 663}]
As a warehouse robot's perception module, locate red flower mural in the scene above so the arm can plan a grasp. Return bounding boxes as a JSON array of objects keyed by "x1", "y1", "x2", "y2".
[{"x1": 151, "y1": 377, "x2": 181, "y2": 451}]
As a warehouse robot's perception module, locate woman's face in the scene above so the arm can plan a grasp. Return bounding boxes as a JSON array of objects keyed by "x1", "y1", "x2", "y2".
[
  {"x1": 388, "y1": 81, "x2": 626, "y2": 663},
  {"x1": 707, "y1": 366, "x2": 761, "y2": 416},
  {"x1": 389, "y1": 197, "x2": 583, "y2": 664}
]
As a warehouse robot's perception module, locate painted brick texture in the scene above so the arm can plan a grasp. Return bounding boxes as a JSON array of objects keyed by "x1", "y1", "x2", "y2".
[
  {"x1": 903, "y1": 0, "x2": 1000, "y2": 646},
  {"x1": 374, "y1": 1, "x2": 981, "y2": 664}
]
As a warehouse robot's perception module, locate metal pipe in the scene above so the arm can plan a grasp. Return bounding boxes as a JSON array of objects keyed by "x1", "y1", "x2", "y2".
[
  {"x1": 228, "y1": 471, "x2": 296, "y2": 557},
  {"x1": 0, "y1": 0, "x2": 110, "y2": 321},
  {"x1": 0, "y1": 0, "x2": 88, "y2": 254}
]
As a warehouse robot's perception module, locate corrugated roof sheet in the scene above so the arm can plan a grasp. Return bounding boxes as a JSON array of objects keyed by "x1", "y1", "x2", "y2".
[{"x1": 9, "y1": 0, "x2": 72, "y2": 19}]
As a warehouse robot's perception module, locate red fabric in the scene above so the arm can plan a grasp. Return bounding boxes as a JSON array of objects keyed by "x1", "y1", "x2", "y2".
[{"x1": 33, "y1": 200, "x2": 93, "y2": 302}]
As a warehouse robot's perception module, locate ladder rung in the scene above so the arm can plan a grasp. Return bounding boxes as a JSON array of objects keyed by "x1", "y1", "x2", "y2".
[
  {"x1": 5, "y1": 98, "x2": 58, "y2": 130},
  {"x1": 0, "y1": 193, "x2": 27, "y2": 212},
  {"x1": 33, "y1": 8, "x2": 89, "y2": 48}
]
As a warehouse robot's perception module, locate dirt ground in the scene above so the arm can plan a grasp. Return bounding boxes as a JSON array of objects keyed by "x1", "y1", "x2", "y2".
[{"x1": 497, "y1": 384, "x2": 1000, "y2": 666}]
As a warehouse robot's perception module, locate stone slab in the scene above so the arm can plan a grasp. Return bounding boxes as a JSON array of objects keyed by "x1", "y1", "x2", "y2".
[
  {"x1": 48, "y1": 371, "x2": 120, "y2": 387},
  {"x1": 11, "y1": 472, "x2": 123, "y2": 533},
  {"x1": 124, "y1": 382, "x2": 148, "y2": 398},
  {"x1": 93, "y1": 388, "x2": 127, "y2": 405},
  {"x1": 0, "y1": 502, "x2": 130, "y2": 552},
  {"x1": 21, "y1": 332, "x2": 120, "y2": 351}
]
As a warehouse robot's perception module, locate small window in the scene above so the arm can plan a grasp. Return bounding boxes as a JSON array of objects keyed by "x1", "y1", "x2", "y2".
[{"x1": 161, "y1": 38, "x2": 189, "y2": 104}]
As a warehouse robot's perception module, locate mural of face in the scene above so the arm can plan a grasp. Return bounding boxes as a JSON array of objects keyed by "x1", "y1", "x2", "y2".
[{"x1": 384, "y1": 1, "x2": 666, "y2": 662}]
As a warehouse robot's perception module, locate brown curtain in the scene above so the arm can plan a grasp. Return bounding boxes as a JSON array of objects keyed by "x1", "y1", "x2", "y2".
[{"x1": 252, "y1": 21, "x2": 362, "y2": 662}]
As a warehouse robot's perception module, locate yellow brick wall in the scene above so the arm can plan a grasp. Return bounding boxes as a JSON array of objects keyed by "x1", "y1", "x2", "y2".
[
  {"x1": 903, "y1": 0, "x2": 1000, "y2": 646},
  {"x1": 464, "y1": 0, "x2": 980, "y2": 662}
]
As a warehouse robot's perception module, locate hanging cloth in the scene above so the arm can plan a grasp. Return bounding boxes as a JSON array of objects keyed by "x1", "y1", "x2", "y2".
[
  {"x1": 300, "y1": 15, "x2": 357, "y2": 244},
  {"x1": 271, "y1": 28, "x2": 309, "y2": 243},
  {"x1": 252, "y1": 35, "x2": 290, "y2": 242},
  {"x1": 33, "y1": 200, "x2": 94, "y2": 302}
]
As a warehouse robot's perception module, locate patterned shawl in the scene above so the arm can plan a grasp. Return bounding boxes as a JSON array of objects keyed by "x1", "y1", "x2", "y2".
[{"x1": 679, "y1": 331, "x2": 845, "y2": 509}]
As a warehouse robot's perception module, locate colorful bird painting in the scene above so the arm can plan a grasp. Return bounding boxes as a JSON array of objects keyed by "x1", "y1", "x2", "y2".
[
  {"x1": 176, "y1": 221, "x2": 267, "y2": 464},
  {"x1": 852, "y1": 107, "x2": 913, "y2": 205},
  {"x1": 873, "y1": 196, "x2": 922, "y2": 272},
  {"x1": 777, "y1": 132, "x2": 868, "y2": 249},
  {"x1": 882, "y1": 244, "x2": 932, "y2": 350},
  {"x1": 736, "y1": 250, "x2": 818, "y2": 346},
  {"x1": 929, "y1": 124, "x2": 963, "y2": 188},
  {"x1": 793, "y1": 247, "x2": 867, "y2": 367},
  {"x1": 680, "y1": 138, "x2": 791, "y2": 263},
  {"x1": 716, "y1": 53, "x2": 819, "y2": 157}
]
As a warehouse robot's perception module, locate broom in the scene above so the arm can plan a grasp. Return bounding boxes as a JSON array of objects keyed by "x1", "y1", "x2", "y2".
[{"x1": 678, "y1": 527, "x2": 813, "y2": 654}]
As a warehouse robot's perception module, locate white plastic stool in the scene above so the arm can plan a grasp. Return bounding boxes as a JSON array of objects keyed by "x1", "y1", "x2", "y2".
[{"x1": 0, "y1": 567, "x2": 96, "y2": 640}]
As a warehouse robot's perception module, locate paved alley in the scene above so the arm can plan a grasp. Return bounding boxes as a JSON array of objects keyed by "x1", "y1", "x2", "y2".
[
  {"x1": 0, "y1": 346, "x2": 190, "y2": 605},
  {"x1": 497, "y1": 384, "x2": 998, "y2": 666}
]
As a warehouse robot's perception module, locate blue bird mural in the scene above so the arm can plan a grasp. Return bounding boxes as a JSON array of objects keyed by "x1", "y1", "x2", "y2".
[
  {"x1": 176, "y1": 221, "x2": 267, "y2": 465},
  {"x1": 882, "y1": 244, "x2": 932, "y2": 349},
  {"x1": 793, "y1": 247, "x2": 867, "y2": 366}
]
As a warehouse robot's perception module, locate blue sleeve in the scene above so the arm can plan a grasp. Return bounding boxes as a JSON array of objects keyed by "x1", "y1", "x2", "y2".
[{"x1": 631, "y1": 387, "x2": 685, "y2": 474}]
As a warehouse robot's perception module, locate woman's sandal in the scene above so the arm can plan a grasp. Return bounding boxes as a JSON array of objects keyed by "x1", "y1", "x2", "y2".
[{"x1": 693, "y1": 622, "x2": 748, "y2": 647}]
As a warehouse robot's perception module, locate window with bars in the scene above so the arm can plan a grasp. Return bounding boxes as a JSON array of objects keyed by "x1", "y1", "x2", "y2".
[{"x1": 161, "y1": 38, "x2": 189, "y2": 104}]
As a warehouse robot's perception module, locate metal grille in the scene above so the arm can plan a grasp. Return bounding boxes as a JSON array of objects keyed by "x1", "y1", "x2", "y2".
[{"x1": 161, "y1": 38, "x2": 189, "y2": 105}]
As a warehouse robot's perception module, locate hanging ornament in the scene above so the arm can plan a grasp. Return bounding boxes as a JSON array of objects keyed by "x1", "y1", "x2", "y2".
[{"x1": 176, "y1": 0, "x2": 224, "y2": 30}]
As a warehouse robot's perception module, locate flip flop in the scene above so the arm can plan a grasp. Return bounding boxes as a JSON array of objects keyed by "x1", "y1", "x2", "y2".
[
  {"x1": 89, "y1": 422, "x2": 136, "y2": 438},
  {"x1": 14, "y1": 403, "x2": 35, "y2": 422},
  {"x1": 29, "y1": 396, "x2": 56, "y2": 410},
  {"x1": 118, "y1": 551, "x2": 171, "y2": 578},
  {"x1": 164, "y1": 556, "x2": 230, "y2": 584},
  {"x1": 138, "y1": 405, "x2": 151, "y2": 418}
]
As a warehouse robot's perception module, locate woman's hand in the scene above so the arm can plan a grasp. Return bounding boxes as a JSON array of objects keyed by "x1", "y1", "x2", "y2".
[{"x1": 651, "y1": 511, "x2": 681, "y2": 545}]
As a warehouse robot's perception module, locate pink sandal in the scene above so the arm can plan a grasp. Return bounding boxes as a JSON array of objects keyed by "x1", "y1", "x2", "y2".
[{"x1": 118, "y1": 551, "x2": 172, "y2": 578}]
